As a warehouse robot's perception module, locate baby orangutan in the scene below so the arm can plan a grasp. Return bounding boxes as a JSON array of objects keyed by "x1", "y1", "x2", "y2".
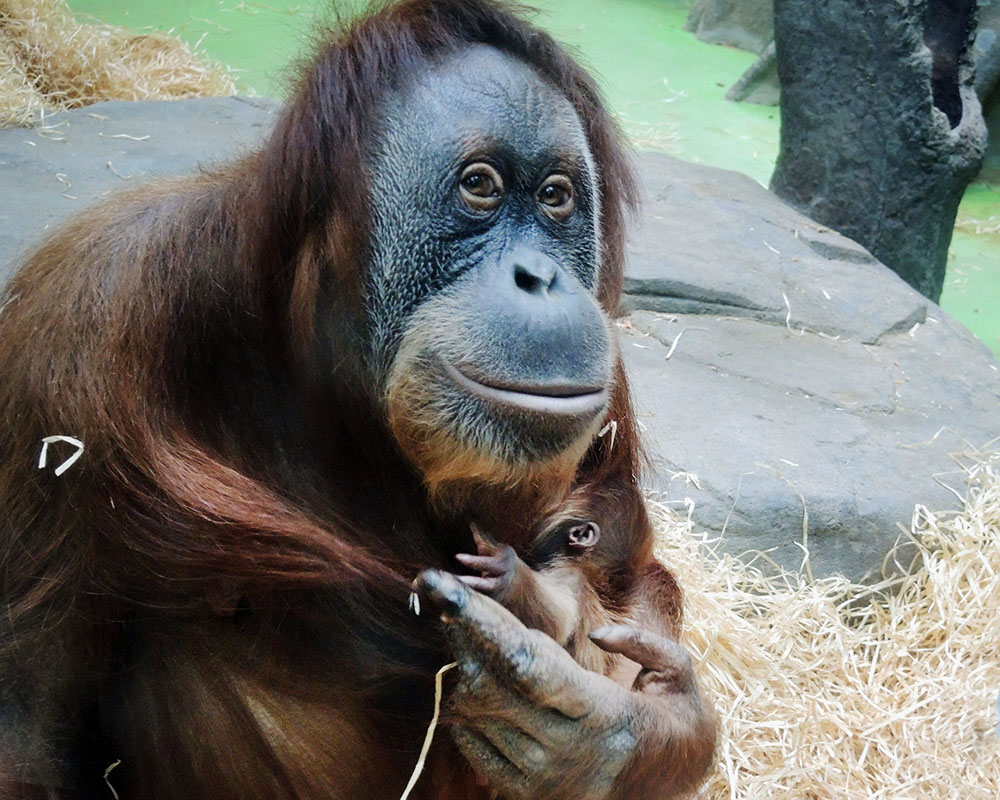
[{"x1": 457, "y1": 520, "x2": 604, "y2": 647}]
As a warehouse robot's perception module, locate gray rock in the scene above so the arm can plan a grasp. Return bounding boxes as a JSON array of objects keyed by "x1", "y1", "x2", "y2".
[
  {"x1": 725, "y1": 41, "x2": 779, "y2": 105},
  {"x1": 978, "y1": 0, "x2": 1000, "y2": 184},
  {"x1": 0, "y1": 97, "x2": 278, "y2": 282},
  {"x1": 2, "y1": 99, "x2": 998, "y2": 583},
  {"x1": 623, "y1": 151, "x2": 1000, "y2": 582},
  {"x1": 973, "y1": 1, "x2": 1000, "y2": 100},
  {"x1": 719, "y1": 7, "x2": 1000, "y2": 191},
  {"x1": 684, "y1": 0, "x2": 774, "y2": 55},
  {"x1": 624, "y1": 155, "x2": 925, "y2": 344},
  {"x1": 983, "y1": 96, "x2": 1000, "y2": 183}
]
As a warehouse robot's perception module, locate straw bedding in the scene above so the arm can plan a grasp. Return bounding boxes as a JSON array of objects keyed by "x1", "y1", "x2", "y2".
[
  {"x1": 0, "y1": 0, "x2": 234, "y2": 128},
  {"x1": 657, "y1": 444, "x2": 1000, "y2": 799}
]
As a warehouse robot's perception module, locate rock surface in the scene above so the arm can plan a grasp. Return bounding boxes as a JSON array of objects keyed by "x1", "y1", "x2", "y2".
[
  {"x1": 713, "y1": 0, "x2": 1000, "y2": 188},
  {"x1": 621, "y1": 152, "x2": 1000, "y2": 581},
  {"x1": 684, "y1": 0, "x2": 773, "y2": 55},
  {"x1": 973, "y1": 1, "x2": 1000, "y2": 184},
  {"x1": 0, "y1": 97, "x2": 278, "y2": 281},
  {"x1": 771, "y1": 0, "x2": 987, "y2": 302},
  {"x1": 2, "y1": 98, "x2": 998, "y2": 583},
  {"x1": 725, "y1": 41, "x2": 779, "y2": 105}
]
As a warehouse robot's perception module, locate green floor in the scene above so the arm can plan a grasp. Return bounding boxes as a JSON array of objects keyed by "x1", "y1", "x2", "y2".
[{"x1": 69, "y1": 0, "x2": 1000, "y2": 358}]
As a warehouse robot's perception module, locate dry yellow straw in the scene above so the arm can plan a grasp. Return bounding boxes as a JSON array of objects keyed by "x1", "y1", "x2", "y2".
[
  {"x1": 0, "y1": 0, "x2": 234, "y2": 128},
  {"x1": 656, "y1": 445, "x2": 1000, "y2": 799},
  {"x1": 102, "y1": 759, "x2": 121, "y2": 800},
  {"x1": 400, "y1": 661, "x2": 458, "y2": 800}
]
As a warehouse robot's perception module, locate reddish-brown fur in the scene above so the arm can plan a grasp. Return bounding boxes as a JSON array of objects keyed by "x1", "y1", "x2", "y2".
[
  {"x1": 460, "y1": 479, "x2": 684, "y2": 679},
  {"x1": 0, "y1": 2, "x2": 713, "y2": 798}
]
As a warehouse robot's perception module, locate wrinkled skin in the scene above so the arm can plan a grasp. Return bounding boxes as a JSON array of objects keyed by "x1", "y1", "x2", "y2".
[
  {"x1": 373, "y1": 46, "x2": 615, "y2": 487},
  {"x1": 416, "y1": 570, "x2": 714, "y2": 800}
]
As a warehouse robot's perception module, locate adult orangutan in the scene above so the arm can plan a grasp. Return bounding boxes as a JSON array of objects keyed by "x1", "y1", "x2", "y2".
[{"x1": 0, "y1": 1, "x2": 716, "y2": 798}]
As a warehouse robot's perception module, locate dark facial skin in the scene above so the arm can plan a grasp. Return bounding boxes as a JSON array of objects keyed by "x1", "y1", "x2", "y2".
[{"x1": 368, "y1": 45, "x2": 614, "y2": 470}]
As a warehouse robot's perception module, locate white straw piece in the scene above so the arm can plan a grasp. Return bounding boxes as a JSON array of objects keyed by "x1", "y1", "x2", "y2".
[
  {"x1": 399, "y1": 662, "x2": 457, "y2": 800},
  {"x1": 38, "y1": 435, "x2": 85, "y2": 476}
]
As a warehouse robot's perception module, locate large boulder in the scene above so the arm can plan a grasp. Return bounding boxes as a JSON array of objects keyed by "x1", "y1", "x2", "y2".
[
  {"x1": 684, "y1": 0, "x2": 774, "y2": 55},
  {"x1": 622, "y1": 152, "x2": 1000, "y2": 581},
  {"x1": 2, "y1": 99, "x2": 998, "y2": 583}
]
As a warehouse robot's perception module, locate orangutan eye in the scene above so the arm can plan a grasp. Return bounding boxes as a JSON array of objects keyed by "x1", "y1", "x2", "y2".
[
  {"x1": 536, "y1": 174, "x2": 575, "y2": 220},
  {"x1": 567, "y1": 521, "x2": 600, "y2": 549},
  {"x1": 459, "y1": 163, "x2": 504, "y2": 212}
]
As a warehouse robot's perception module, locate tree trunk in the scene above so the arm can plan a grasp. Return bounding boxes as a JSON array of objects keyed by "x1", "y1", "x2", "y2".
[{"x1": 769, "y1": 0, "x2": 987, "y2": 301}]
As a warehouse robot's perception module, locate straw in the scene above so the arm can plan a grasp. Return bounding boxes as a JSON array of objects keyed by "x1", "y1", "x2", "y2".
[
  {"x1": 654, "y1": 444, "x2": 1000, "y2": 798},
  {"x1": 0, "y1": 0, "x2": 234, "y2": 129}
]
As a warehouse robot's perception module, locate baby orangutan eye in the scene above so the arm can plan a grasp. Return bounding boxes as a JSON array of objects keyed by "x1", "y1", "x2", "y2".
[
  {"x1": 567, "y1": 521, "x2": 600, "y2": 549},
  {"x1": 459, "y1": 163, "x2": 504, "y2": 212}
]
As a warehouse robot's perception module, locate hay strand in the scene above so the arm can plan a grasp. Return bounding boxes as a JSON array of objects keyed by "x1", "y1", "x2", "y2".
[
  {"x1": 37, "y1": 434, "x2": 84, "y2": 476},
  {"x1": 399, "y1": 662, "x2": 458, "y2": 800}
]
